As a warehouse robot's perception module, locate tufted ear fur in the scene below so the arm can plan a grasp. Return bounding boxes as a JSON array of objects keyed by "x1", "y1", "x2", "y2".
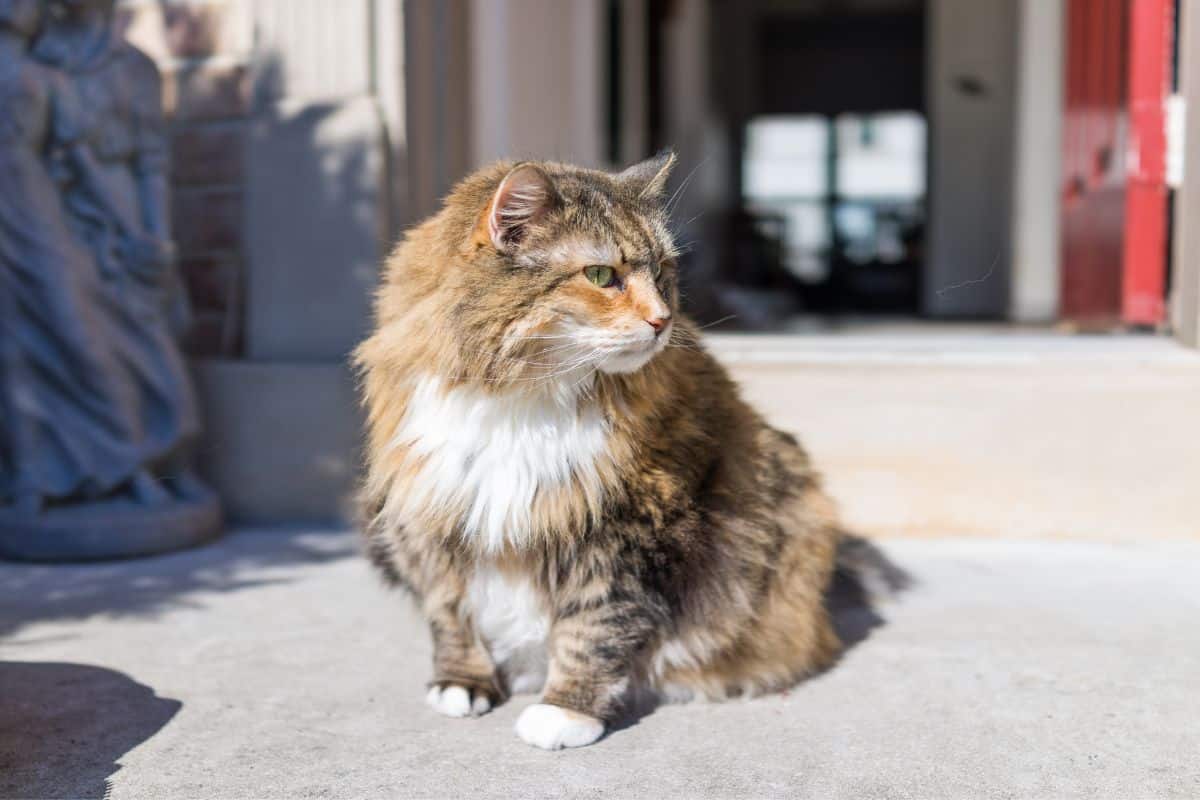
[
  {"x1": 481, "y1": 163, "x2": 558, "y2": 251},
  {"x1": 617, "y1": 149, "x2": 677, "y2": 201}
]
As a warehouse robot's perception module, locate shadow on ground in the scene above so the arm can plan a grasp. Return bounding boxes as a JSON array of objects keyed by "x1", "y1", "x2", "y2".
[
  {"x1": 0, "y1": 528, "x2": 357, "y2": 640},
  {"x1": 828, "y1": 533, "x2": 914, "y2": 648},
  {"x1": 0, "y1": 662, "x2": 180, "y2": 800}
]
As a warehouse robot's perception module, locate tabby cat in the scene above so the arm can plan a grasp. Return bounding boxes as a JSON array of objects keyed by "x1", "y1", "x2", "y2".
[{"x1": 355, "y1": 153, "x2": 843, "y2": 750}]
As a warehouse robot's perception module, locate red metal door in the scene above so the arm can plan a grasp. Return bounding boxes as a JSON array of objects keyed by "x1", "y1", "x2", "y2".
[
  {"x1": 1061, "y1": 0, "x2": 1173, "y2": 326},
  {"x1": 1061, "y1": 0, "x2": 1129, "y2": 323}
]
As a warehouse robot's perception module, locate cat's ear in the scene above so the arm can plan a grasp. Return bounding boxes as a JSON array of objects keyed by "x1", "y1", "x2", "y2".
[
  {"x1": 618, "y1": 149, "x2": 677, "y2": 201},
  {"x1": 480, "y1": 163, "x2": 558, "y2": 251}
]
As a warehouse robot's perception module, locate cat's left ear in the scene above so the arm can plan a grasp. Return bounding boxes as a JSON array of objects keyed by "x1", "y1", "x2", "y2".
[
  {"x1": 618, "y1": 149, "x2": 677, "y2": 201},
  {"x1": 480, "y1": 163, "x2": 558, "y2": 251}
]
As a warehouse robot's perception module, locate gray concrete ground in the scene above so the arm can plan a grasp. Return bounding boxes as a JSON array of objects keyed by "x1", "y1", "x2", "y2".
[{"x1": 2, "y1": 529, "x2": 1198, "y2": 799}]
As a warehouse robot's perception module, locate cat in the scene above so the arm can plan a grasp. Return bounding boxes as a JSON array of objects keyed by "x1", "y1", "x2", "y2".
[{"x1": 354, "y1": 152, "x2": 844, "y2": 750}]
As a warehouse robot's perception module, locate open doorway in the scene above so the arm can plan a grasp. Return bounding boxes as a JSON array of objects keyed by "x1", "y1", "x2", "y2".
[
  {"x1": 741, "y1": 112, "x2": 927, "y2": 315},
  {"x1": 637, "y1": 0, "x2": 1021, "y2": 329},
  {"x1": 710, "y1": 0, "x2": 928, "y2": 326}
]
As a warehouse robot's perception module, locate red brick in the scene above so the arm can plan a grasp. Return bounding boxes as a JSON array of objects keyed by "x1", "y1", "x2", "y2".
[
  {"x1": 183, "y1": 310, "x2": 238, "y2": 357},
  {"x1": 164, "y1": 63, "x2": 251, "y2": 122},
  {"x1": 171, "y1": 123, "x2": 244, "y2": 185},
  {"x1": 180, "y1": 253, "x2": 240, "y2": 314},
  {"x1": 163, "y1": 3, "x2": 229, "y2": 59},
  {"x1": 171, "y1": 188, "x2": 242, "y2": 254}
]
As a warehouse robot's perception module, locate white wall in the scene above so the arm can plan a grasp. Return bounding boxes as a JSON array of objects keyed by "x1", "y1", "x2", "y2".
[
  {"x1": 247, "y1": 0, "x2": 373, "y2": 102},
  {"x1": 1172, "y1": 0, "x2": 1200, "y2": 347},
  {"x1": 1009, "y1": 0, "x2": 1064, "y2": 323}
]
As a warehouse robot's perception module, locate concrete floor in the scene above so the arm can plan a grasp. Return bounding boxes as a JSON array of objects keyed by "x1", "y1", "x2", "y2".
[{"x1": 2, "y1": 529, "x2": 1198, "y2": 799}]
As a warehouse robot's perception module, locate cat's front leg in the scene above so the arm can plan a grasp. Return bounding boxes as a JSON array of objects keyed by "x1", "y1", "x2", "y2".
[
  {"x1": 422, "y1": 577, "x2": 503, "y2": 718},
  {"x1": 377, "y1": 528, "x2": 503, "y2": 717},
  {"x1": 425, "y1": 627, "x2": 500, "y2": 718},
  {"x1": 515, "y1": 595, "x2": 657, "y2": 750}
]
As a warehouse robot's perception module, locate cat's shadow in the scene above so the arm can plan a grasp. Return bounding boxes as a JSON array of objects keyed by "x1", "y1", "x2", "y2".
[
  {"x1": 608, "y1": 534, "x2": 913, "y2": 735},
  {"x1": 826, "y1": 534, "x2": 914, "y2": 648}
]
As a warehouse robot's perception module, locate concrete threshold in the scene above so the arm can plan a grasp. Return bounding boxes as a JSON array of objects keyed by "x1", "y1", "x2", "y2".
[
  {"x1": 705, "y1": 330, "x2": 1200, "y2": 367},
  {"x1": 707, "y1": 330, "x2": 1200, "y2": 543}
]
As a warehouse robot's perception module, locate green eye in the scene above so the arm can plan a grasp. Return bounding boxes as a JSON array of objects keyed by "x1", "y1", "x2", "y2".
[
  {"x1": 652, "y1": 260, "x2": 664, "y2": 279},
  {"x1": 584, "y1": 265, "x2": 617, "y2": 287}
]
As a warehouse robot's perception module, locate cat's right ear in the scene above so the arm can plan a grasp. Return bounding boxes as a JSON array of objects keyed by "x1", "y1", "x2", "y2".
[
  {"x1": 618, "y1": 149, "x2": 677, "y2": 200},
  {"x1": 477, "y1": 163, "x2": 558, "y2": 251}
]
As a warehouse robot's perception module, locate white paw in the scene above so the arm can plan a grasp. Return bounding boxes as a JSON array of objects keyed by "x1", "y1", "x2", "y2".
[
  {"x1": 425, "y1": 685, "x2": 492, "y2": 718},
  {"x1": 514, "y1": 703, "x2": 605, "y2": 750}
]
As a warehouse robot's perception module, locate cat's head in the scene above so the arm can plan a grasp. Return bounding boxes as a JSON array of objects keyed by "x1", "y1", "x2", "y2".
[{"x1": 431, "y1": 153, "x2": 682, "y2": 383}]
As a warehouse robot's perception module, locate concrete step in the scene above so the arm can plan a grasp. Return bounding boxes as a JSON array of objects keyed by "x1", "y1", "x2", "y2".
[
  {"x1": 193, "y1": 359, "x2": 361, "y2": 525},
  {"x1": 711, "y1": 332, "x2": 1200, "y2": 542}
]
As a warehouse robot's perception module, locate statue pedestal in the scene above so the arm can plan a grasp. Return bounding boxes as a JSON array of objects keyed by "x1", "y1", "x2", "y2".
[{"x1": 0, "y1": 492, "x2": 222, "y2": 563}]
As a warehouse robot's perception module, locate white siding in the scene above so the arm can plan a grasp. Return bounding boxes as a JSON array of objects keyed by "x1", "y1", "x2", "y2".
[
  {"x1": 248, "y1": 0, "x2": 372, "y2": 102},
  {"x1": 1010, "y1": 0, "x2": 1064, "y2": 323}
]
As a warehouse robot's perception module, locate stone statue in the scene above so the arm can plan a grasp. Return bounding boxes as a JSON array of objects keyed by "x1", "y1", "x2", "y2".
[{"x1": 0, "y1": 0, "x2": 220, "y2": 560}]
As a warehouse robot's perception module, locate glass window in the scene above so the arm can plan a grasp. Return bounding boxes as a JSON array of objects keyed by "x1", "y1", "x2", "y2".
[{"x1": 743, "y1": 113, "x2": 927, "y2": 284}]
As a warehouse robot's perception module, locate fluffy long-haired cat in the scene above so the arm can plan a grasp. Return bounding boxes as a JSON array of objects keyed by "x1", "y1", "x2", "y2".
[{"x1": 355, "y1": 153, "x2": 845, "y2": 750}]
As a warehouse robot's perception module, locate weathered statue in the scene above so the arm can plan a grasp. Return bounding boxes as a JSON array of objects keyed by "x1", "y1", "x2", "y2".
[{"x1": 0, "y1": 0, "x2": 220, "y2": 560}]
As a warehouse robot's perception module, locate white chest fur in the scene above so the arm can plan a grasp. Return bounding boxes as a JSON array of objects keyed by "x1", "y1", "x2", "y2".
[
  {"x1": 469, "y1": 567, "x2": 550, "y2": 693},
  {"x1": 389, "y1": 375, "x2": 610, "y2": 551}
]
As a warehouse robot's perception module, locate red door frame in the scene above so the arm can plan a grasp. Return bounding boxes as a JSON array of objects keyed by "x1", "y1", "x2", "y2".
[
  {"x1": 1060, "y1": 0, "x2": 1173, "y2": 326},
  {"x1": 1121, "y1": 0, "x2": 1174, "y2": 325}
]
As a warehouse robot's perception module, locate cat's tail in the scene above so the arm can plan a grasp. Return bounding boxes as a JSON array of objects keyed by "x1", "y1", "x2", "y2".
[{"x1": 834, "y1": 533, "x2": 913, "y2": 603}]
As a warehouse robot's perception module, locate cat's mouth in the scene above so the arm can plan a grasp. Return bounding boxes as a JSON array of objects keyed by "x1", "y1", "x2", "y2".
[
  {"x1": 532, "y1": 320, "x2": 672, "y2": 377},
  {"x1": 594, "y1": 326, "x2": 671, "y2": 374}
]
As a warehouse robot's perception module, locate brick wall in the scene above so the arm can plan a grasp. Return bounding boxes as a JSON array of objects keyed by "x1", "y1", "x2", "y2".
[{"x1": 119, "y1": 0, "x2": 251, "y2": 357}]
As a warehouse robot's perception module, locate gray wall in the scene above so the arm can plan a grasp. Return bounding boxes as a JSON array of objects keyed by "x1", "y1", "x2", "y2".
[
  {"x1": 404, "y1": 0, "x2": 472, "y2": 222},
  {"x1": 468, "y1": 0, "x2": 604, "y2": 168},
  {"x1": 924, "y1": 0, "x2": 1018, "y2": 317}
]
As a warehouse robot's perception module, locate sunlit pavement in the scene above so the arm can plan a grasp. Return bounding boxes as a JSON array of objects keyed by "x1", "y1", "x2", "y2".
[
  {"x1": 3, "y1": 528, "x2": 1198, "y2": 799},
  {"x1": 714, "y1": 331, "x2": 1200, "y2": 543}
]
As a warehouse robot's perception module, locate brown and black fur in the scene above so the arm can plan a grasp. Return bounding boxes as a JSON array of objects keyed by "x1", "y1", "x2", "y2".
[{"x1": 355, "y1": 153, "x2": 843, "y2": 735}]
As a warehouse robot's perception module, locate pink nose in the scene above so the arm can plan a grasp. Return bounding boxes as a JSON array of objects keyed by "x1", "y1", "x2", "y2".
[{"x1": 646, "y1": 316, "x2": 669, "y2": 334}]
